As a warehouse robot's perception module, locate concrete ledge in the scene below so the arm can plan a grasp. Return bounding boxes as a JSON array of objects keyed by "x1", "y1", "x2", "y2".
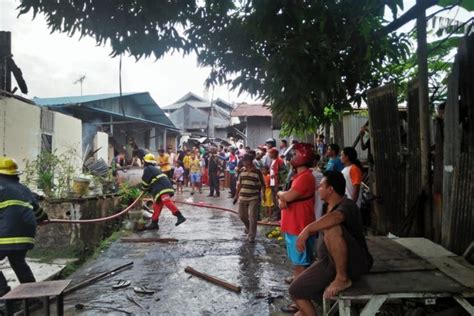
[{"x1": 0, "y1": 257, "x2": 76, "y2": 288}]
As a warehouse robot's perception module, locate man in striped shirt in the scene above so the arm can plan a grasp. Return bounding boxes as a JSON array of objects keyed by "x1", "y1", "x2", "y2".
[{"x1": 234, "y1": 154, "x2": 266, "y2": 243}]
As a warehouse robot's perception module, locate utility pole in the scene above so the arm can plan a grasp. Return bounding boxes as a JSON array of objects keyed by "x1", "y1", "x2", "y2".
[
  {"x1": 207, "y1": 86, "x2": 215, "y2": 139},
  {"x1": 416, "y1": 0, "x2": 432, "y2": 238},
  {"x1": 74, "y1": 74, "x2": 86, "y2": 96}
]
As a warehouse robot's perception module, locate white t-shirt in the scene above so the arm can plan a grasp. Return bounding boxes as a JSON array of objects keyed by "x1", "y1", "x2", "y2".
[
  {"x1": 312, "y1": 169, "x2": 324, "y2": 219},
  {"x1": 174, "y1": 166, "x2": 184, "y2": 181},
  {"x1": 168, "y1": 152, "x2": 176, "y2": 166},
  {"x1": 341, "y1": 165, "x2": 363, "y2": 208}
]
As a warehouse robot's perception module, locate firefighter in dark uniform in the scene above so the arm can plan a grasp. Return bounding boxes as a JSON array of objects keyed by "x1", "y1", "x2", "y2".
[
  {"x1": 0, "y1": 157, "x2": 48, "y2": 297},
  {"x1": 141, "y1": 153, "x2": 186, "y2": 230}
]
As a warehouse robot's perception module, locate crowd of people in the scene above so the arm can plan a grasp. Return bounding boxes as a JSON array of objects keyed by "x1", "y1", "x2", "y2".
[{"x1": 1, "y1": 133, "x2": 371, "y2": 314}]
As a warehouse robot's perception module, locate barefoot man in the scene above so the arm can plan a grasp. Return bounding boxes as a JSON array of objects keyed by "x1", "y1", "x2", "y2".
[{"x1": 289, "y1": 171, "x2": 373, "y2": 316}]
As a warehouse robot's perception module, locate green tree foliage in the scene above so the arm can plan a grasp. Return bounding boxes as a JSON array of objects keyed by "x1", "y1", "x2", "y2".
[
  {"x1": 374, "y1": 13, "x2": 472, "y2": 107},
  {"x1": 18, "y1": 0, "x2": 410, "y2": 131},
  {"x1": 438, "y1": 0, "x2": 474, "y2": 12}
]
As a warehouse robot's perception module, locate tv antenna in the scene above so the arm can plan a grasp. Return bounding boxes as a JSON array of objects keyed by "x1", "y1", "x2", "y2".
[{"x1": 74, "y1": 74, "x2": 86, "y2": 96}]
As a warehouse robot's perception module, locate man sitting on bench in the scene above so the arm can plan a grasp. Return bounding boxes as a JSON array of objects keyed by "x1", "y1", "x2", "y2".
[{"x1": 289, "y1": 171, "x2": 373, "y2": 316}]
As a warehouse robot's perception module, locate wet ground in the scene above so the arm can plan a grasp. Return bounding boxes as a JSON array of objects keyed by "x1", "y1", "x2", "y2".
[{"x1": 62, "y1": 188, "x2": 294, "y2": 315}]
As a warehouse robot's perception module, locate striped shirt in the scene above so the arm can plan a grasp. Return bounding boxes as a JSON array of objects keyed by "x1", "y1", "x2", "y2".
[{"x1": 238, "y1": 168, "x2": 264, "y2": 201}]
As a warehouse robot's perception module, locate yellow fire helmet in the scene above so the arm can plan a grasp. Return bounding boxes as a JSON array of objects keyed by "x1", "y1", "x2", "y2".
[
  {"x1": 0, "y1": 156, "x2": 22, "y2": 175},
  {"x1": 143, "y1": 153, "x2": 156, "y2": 164}
]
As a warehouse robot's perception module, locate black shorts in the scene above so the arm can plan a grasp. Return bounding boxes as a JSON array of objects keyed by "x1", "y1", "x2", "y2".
[{"x1": 289, "y1": 225, "x2": 372, "y2": 301}]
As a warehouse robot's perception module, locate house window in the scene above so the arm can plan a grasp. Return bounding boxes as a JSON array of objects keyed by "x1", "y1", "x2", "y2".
[
  {"x1": 41, "y1": 134, "x2": 53, "y2": 153},
  {"x1": 41, "y1": 134, "x2": 52, "y2": 153}
]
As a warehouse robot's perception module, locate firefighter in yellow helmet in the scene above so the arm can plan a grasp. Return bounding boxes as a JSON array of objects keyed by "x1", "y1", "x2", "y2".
[
  {"x1": 141, "y1": 154, "x2": 186, "y2": 230},
  {"x1": 0, "y1": 157, "x2": 48, "y2": 297}
]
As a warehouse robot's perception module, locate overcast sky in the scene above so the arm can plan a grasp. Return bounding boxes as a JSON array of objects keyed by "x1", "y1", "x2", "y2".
[
  {"x1": 1, "y1": 0, "x2": 471, "y2": 107},
  {"x1": 0, "y1": 0, "x2": 257, "y2": 107}
]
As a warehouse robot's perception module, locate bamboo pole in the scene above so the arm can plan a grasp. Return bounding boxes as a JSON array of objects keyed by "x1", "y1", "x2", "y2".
[
  {"x1": 121, "y1": 237, "x2": 178, "y2": 243},
  {"x1": 184, "y1": 266, "x2": 241, "y2": 293},
  {"x1": 64, "y1": 262, "x2": 134, "y2": 295}
]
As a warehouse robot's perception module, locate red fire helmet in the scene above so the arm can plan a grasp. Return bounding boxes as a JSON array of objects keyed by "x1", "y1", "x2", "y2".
[{"x1": 290, "y1": 143, "x2": 316, "y2": 168}]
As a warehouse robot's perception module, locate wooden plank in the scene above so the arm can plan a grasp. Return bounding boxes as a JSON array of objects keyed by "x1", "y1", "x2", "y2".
[
  {"x1": 454, "y1": 295, "x2": 474, "y2": 315},
  {"x1": 367, "y1": 237, "x2": 435, "y2": 273},
  {"x1": 360, "y1": 295, "x2": 388, "y2": 316},
  {"x1": 395, "y1": 237, "x2": 474, "y2": 288},
  {"x1": 429, "y1": 257, "x2": 474, "y2": 288},
  {"x1": 2, "y1": 280, "x2": 71, "y2": 300},
  {"x1": 367, "y1": 84, "x2": 405, "y2": 234},
  {"x1": 394, "y1": 238, "x2": 456, "y2": 258},
  {"x1": 339, "y1": 270, "x2": 466, "y2": 297},
  {"x1": 405, "y1": 80, "x2": 423, "y2": 237},
  {"x1": 184, "y1": 266, "x2": 242, "y2": 293},
  {"x1": 121, "y1": 237, "x2": 178, "y2": 243}
]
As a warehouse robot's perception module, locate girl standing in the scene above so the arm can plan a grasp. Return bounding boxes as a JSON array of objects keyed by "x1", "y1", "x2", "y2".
[{"x1": 261, "y1": 166, "x2": 274, "y2": 220}]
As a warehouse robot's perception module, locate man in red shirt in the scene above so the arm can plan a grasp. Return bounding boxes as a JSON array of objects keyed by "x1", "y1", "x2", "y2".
[
  {"x1": 289, "y1": 171, "x2": 373, "y2": 315},
  {"x1": 277, "y1": 143, "x2": 316, "y2": 313}
]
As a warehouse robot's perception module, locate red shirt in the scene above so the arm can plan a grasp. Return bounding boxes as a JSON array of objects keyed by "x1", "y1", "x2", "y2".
[{"x1": 280, "y1": 169, "x2": 316, "y2": 235}]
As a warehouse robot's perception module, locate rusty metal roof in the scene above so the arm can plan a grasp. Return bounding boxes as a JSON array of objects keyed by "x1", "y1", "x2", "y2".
[{"x1": 231, "y1": 103, "x2": 272, "y2": 117}]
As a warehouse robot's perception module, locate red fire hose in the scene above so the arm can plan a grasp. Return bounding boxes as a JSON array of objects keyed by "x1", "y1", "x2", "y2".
[
  {"x1": 43, "y1": 193, "x2": 280, "y2": 227},
  {"x1": 173, "y1": 200, "x2": 279, "y2": 227},
  {"x1": 43, "y1": 192, "x2": 144, "y2": 224}
]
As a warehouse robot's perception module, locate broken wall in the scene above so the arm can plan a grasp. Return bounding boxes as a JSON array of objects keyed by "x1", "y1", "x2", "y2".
[{"x1": 35, "y1": 195, "x2": 122, "y2": 257}]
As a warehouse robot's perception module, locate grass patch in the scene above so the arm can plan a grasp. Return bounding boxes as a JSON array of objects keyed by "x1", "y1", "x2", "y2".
[{"x1": 90, "y1": 230, "x2": 125, "y2": 260}]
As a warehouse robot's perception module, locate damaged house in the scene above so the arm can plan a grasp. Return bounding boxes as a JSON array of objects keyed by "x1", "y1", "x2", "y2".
[
  {"x1": 163, "y1": 92, "x2": 232, "y2": 139},
  {"x1": 34, "y1": 92, "x2": 179, "y2": 163},
  {"x1": 230, "y1": 103, "x2": 281, "y2": 149}
]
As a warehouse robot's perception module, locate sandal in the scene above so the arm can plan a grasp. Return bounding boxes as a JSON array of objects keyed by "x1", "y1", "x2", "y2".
[
  {"x1": 280, "y1": 303, "x2": 299, "y2": 313},
  {"x1": 133, "y1": 286, "x2": 155, "y2": 295},
  {"x1": 112, "y1": 280, "x2": 131, "y2": 289}
]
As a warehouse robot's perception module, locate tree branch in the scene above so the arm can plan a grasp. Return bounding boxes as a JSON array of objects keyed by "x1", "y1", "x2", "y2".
[
  {"x1": 428, "y1": 17, "x2": 473, "y2": 54},
  {"x1": 379, "y1": 0, "x2": 439, "y2": 35},
  {"x1": 426, "y1": 2, "x2": 459, "y2": 21}
]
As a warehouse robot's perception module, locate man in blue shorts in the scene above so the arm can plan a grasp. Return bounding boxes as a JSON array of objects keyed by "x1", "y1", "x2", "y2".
[{"x1": 277, "y1": 143, "x2": 317, "y2": 313}]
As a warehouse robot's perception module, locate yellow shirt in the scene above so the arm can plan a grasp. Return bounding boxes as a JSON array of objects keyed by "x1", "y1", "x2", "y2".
[
  {"x1": 183, "y1": 155, "x2": 192, "y2": 169},
  {"x1": 157, "y1": 153, "x2": 171, "y2": 172},
  {"x1": 190, "y1": 157, "x2": 201, "y2": 173}
]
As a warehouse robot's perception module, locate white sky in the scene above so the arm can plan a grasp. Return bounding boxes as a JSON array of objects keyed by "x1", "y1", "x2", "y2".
[
  {"x1": 0, "y1": 0, "x2": 256, "y2": 106},
  {"x1": 0, "y1": 0, "x2": 472, "y2": 107}
]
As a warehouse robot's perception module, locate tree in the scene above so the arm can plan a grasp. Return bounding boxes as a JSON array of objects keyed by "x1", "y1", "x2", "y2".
[{"x1": 17, "y1": 0, "x2": 410, "y2": 131}]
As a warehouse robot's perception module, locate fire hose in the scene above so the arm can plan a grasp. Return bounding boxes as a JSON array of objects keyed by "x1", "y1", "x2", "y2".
[
  {"x1": 42, "y1": 192, "x2": 280, "y2": 227},
  {"x1": 42, "y1": 192, "x2": 144, "y2": 224}
]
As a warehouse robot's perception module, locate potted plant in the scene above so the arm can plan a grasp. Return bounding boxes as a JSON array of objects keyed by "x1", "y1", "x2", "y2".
[{"x1": 118, "y1": 182, "x2": 142, "y2": 208}]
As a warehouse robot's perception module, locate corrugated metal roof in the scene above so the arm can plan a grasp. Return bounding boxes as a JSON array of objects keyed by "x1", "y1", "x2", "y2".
[
  {"x1": 33, "y1": 92, "x2": 137, "y2": 106},
  {"x1": 163, "y1": 92, "x2": 233, "y2": 112},
  {"x1": 169, "y1": 104, "x2": 229, "y2": 129},
  {"x1": 33, "y1": 92, "x2": 177, "y2": 130},
  {"x1": 231, "y1": 103, "x2": 272, "y2": 117}
]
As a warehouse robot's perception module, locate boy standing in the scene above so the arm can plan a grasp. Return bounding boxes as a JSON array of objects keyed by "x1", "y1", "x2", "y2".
[
  {"x1": 234, "y1": 154, "x2": 265, "y2": 243},
  {"x1": 189, "y1": 152, "x2": 202, "y2": 195}
]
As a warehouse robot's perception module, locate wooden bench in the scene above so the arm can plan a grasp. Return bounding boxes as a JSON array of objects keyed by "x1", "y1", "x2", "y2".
[
  {"x1": 1, "y1": 280, "x2": 71, "y2": 316},
  {"x1": 323, "y1": 237, "x2": 474, "y2": 315}
]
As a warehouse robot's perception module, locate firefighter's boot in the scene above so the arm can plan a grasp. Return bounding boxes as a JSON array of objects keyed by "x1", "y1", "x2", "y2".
[
  {"x1": 145, "y1": 220, "x2": 159, "y2": 230},
  {"x1": 175, "y1": 212, "x2": 186, "y2": 226}
]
